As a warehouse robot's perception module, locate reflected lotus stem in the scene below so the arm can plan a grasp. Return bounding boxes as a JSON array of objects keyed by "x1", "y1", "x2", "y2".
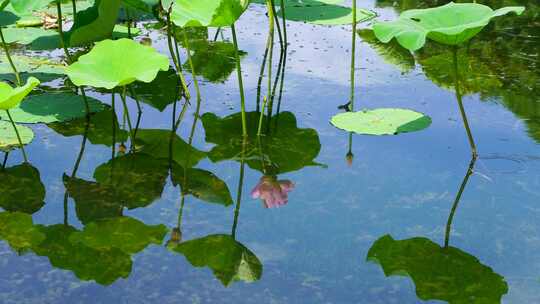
[
  {"x1": 258, "y1": 97, "x2": 268, "y2": 136},
  {"x1": 111, "y1": 91, "x2": 116, "y2": 159},
  {"x1": 2, "y1": 152, "x2": 8, "y2": 169},
  {"x1": 120, "y1": 86, "x2": 135, "y2": 144},
  {"x1": 5, "y1": 110, "x2": 28, "y2": 163},
  {"x1": 181, "y1": 30, "x2": 202, "y2": 105},
  {"x1": 231, "y1": 23, "x2": 248, "y2": 136},
  {"x1": 0, "y1": 27, "x2": 21, "y2": 86}
]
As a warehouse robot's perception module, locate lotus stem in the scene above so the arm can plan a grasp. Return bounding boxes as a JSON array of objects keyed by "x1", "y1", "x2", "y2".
[
  {"x1": 0, "y1": 27, "x2": 21, "y2": 86},
  {"x1": 257, "y1": 97, "x2": 268, "y2": 136},
  {"x1": 5, "y1": 110, "x2": 28, "y2": 163},
  {"x1": 231, "y1": 138, "x2": 247, "y2": 239},
  {"x1": 231, "y1": 24, "x2": 248, "y2": 137},
  {"x1": 126, "y1": 8, "x2": 132, "y2": 39},
  {"x1": 267, "y1": 0, "x2": 275, "y2": 112},
  {"x1": 280, "y1": 0, "x2": 287, "y2": 47},
  {"x1": 56, "y1": 1, "x2": 72, "y2": 63},
  {"x1": 274, "y1": 47, "x2": 287, "y2": 120},
  {"x1": 213, "y1": 27, "x2": 221, "y2": 41},
  {"x1": 2, "y1": 152, "x2": 8, "y2": 169},
  {"x1": 181, "y1": 31, "x2": 202, "y2": 106},
  {"x1": 120, "y1": 86, "x2": 135, "y2": 142},
  {"x1": 268, "y1": 0, "x2": 283, "y2": 51},
  {"x1": 444, "y1": 157, "x2": 476, "y2": 248},
  {"x1": 71, "y1": 0, "x2": 77, "y2": 21},
  {"x1": 0, "y1": 0, "x2": 9, "y2": 10},
  {"x1": 350, "y1": 0, "x2": 357, "y2": 111},
  {"x1": 256, "y1": 21, "x2": 272, "y2": 111},
  {"x1": 452, "y1": 46, "x2": 477, "y2": 158},
  {"x1": 165, "y1": 11, "x2": 191, "y2": 100},
  {"x1": 111, "y1": 91, "x2": 116, "y2": 159}
]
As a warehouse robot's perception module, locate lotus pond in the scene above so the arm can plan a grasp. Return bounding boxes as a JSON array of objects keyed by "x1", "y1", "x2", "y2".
[{"x1": 0, "y1": 0, "x2": 539, "y2": 303}]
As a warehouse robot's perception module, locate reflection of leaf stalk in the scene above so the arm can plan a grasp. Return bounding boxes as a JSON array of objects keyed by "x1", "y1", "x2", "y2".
[
  {"x1": 2, "y1": 152, "x2": 8, "y2": 169},
  {"x1": 232, "y1": 138, "x2": 247, "y2": 239},
  {"x1": 120, "y1": 86, "x2": 135, "y2": 144},
  {"x1": 181, "y1": 31, "x2": 202, "y2": 106},
  {"x1": 444, "y1": 157, "x2": 476, "y2": 248},
  {"x1": 5, "y1": 110, "x2": 28, "y2": 163},
  {"x1": 231, "y1": 24, "x2": 248, "y2": 136}
]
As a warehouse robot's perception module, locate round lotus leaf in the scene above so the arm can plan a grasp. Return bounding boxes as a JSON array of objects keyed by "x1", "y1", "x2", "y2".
[
  {"x1": 0, "y1": 120, "x2": 34, "y2": 152},
  {"x1": 170, "y1": 0, "x2": 249, "y2": 28},
  {"x1": 65, "y1": 38, "x2": 169, "y2": 89},
  {"x1": 0, "y1": 77, "x2": 40, "y2": 110},
  {"x1": 373, "y1": 3, "x2": 525, "y2": 51},
  {"x1": 330, "y1": 108, "x2": 432, "y2": 135},
  {"x1": 0, "y1": 92, "x2": 107, "y2": 124},
  {"x1": 279, "y1": 6, "x2": 376, "y2": 25}
]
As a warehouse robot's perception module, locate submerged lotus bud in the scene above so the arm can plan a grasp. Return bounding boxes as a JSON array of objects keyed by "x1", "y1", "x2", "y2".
[
  {"x1": 166, "y1": 227, "x2": 182, "y2": 247},
  {"x1": 251, "y1": 176, "x2": 295, "y2": 208},
  {"x1": 118, "y1": 143, "x2": 127, "y2": 155},
  {"x1": 346, "y1": 151, "x2": 354, "y2": 166},
  {"x1": 140, "y1": 37, "x2": 152, "y2": 46}
]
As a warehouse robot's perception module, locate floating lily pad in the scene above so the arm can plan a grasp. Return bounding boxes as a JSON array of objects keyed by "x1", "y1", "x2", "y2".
[
  {"x1": 0, "y1": 163, "x2": 45, "y2": 214},
  {"x1": 0, "y1": 77, "x2": 40, "y2": 110},
  {"x1": 330, "y1": 108, "x2": 432, "y2": 135},
  {"x1": 0, "y1": 211, "x2": 45, "y2": 252},
  {"x1": 168, "y1": 234, "x2": 262, "y2": 286},
  {"x1": 202, "y1": 111, "x2": 322, "y2": 174},
  {"x1": 32, "y1": 224, "x2": 132, "y2": 286},
  {"x1": 279, "y1": 5, "x2": 376, "y2": 25},
  {"x1": 47, "y1": 108, "x2": 129, "y2": 146},
  {"x1": 367, "y1": 235, "x2": 508, "y2": 303},
  {"x1": 373, "y1": 2, "x2": 525, "y2": 51},
  {"x1": 135, "y1": 129, "x2": 207, "y2": 168},
  {"x1": 170, "y1": 163, "x2": 234, "y2": 206},
  {"x1": 65, "y1": 38, "x2": 169, "y2": 89},
  {"x1": 0, "y1": 92, "x2": 107, "y2": 124},
  {"x1": 0, "y1": 54, "x2": 64, "y2": 83},
  {"x1": 69, "y1": 217, "x2": 167, "y2": 254},
  {"x1": 170, "y1": 0, "x2": 249, "y2": 27},
  {"x1": 0, "y1": 121, "x2": 34, "y2": 152}
]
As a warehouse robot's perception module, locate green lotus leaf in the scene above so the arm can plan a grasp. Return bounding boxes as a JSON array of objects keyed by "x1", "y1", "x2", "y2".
[
  {"x1": 32, "y1": 224, "x2": 132, "y2": 286},
  {"x1": 65, "y1": 38, "x2": 169, "y2": 89},
  {"x1": 0, "y1": 163, "x2": 45, "y2": 214},
  {"x1": 367, "y1": 235, "x2": 508, "y2": 303},
  {"x1": 135, "y1": 129, "x2": 207, "y2": 168},
  {"x1": 168, "y1": 234, "x2": 262, "y2": 286},
  {"x1": 47, "y1": 108, "x2": 129, "y2": 146},
  {"x1": 64, "y1": 0, "x2": 122, "y2": 47},
  {"x1": 170, "y1": 0, "x2": 249, "y2": 28},
  {"x1": 93, "y1": 153, "x2": 170, "y2": 209},
  {"x1": 0, "y1": 54, "x2": 63, "y2": 83},
  {"x1": 69, "y1": 217, "x2": 167, "y2": 255},
  {"x1": 9, "y1": 0, "x2": 54, "y2": 13},
  {"x1": 170, "y1": 163, "x2": 234, "y2": 206},
  {"x1": 1, "y1": 24, "x2": 140, "y2": 51},
  {"x1": 373, "y1": 2, "x2": 525, "y2": 51},
  {"x1": 63, "y1": 175, "x2": 124, "y2": 225},
  {"x1": 0, "y1": 120, "x2": 34, "y2": 152},
  {"x1": 0, "y1": 211, "x2": 45, "y2": 252},
  {"x1": 202, "y1": 111, "x2": 322, "y2": 174},
  {"x1": 278, "y1": 5, "x2": 376, "y2": 25},
  {"x1": 0, "y1": 77, "x2": 40, "y2": 110},
  {"x1": 330, "y1": 108, "x2": 432, "y2": 135},
  {"x1": 0, "y1": 92, "x2": 107, "y2": 124}
]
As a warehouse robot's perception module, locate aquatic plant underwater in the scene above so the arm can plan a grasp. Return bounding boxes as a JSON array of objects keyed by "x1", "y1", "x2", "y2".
[{"x1": 0, "y1": 0, "x2": 534, "y2": 301}]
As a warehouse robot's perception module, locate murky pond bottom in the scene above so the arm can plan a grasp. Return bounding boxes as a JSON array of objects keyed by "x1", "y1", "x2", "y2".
[{"x1": 1, "y1": 1, "x2": 540, "y2": 303}]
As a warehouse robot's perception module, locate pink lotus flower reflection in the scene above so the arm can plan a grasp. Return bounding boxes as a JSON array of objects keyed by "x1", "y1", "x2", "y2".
[{"x1": 251, "y1": 176, "x2": 295, "y2": 208}]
